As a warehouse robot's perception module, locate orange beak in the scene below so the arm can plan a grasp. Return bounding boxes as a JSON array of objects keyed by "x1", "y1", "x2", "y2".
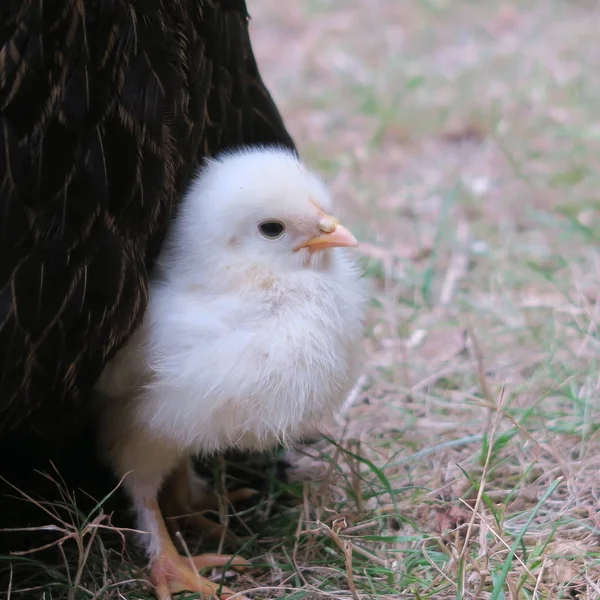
[{"x1": 293, "y1": 214, "x2": 359, "y2": 254}]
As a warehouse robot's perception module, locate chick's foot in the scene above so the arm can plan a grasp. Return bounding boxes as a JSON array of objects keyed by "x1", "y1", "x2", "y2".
[
  {"x1": 183, "y1": 487, "x2": 258, "y2": 540},
  {"x1": 150, "y1": 550, "x2": 250, "y2": 600},
  {"x1": 161, "y1": 459, "x2": 258, "y2": 540}
]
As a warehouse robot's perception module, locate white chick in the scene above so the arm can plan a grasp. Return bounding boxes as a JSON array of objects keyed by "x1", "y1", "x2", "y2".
[{"x1": 95, "y1": 146, "x2": 368, "y2": 600}]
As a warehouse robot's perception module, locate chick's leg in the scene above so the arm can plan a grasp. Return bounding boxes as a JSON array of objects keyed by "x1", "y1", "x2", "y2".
[
  {"x1": 160, "y1": 459, "x2": 258, "y2": 540},
  {"x1": 139, "y1": 496, "x2": 250, "y2": 600}
]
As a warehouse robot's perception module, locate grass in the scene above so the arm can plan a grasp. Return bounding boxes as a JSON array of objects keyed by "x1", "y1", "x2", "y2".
[{"x1": 3, "y1": 0, "x2": 600, "y2": 598}]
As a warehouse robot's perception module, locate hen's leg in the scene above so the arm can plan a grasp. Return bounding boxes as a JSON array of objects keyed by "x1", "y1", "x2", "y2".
[
  {"x1": 160, "y1": 459, "x2": 257, "y2": 540},
  {"x1": 138, "y1": 496, "x2": 250, "y2": 600}
]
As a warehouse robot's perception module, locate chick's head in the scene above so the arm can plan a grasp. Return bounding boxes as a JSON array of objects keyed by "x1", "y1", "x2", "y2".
[{"x1": 163, "y1": 147, "x2": 358, "y2": 280}]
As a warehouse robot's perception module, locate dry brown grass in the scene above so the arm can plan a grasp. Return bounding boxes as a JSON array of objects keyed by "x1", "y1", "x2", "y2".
[
  {"x1": 2, "y1": 1, "x2": 600, "y2": 599},
  {"x1": 247, "y1": 1, "x2": 600, "y2": 598}
]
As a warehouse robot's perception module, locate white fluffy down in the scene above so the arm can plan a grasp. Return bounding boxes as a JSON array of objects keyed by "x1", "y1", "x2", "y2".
[{"x1": 95, "y1": 146, "x2": 368, "y2": 553}]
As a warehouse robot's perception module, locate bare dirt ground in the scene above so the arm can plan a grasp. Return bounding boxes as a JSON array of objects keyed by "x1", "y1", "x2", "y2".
[{"x1": 3, "y1": 1, "x2": 600, "y2": 599}]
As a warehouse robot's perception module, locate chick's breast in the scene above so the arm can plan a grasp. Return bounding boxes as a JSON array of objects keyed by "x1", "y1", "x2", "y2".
[{"x1": 132, "y1": 255, "x2": 367, "y2": 456}]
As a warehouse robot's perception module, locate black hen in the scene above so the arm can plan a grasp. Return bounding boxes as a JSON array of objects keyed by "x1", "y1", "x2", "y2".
[{"x1": 0, "y1": 0, "x2": 295, "y2": 436}]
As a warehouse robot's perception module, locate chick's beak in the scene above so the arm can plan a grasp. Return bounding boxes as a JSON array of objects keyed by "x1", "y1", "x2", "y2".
[{"x1": 294, "y1": 215, "x2": 359, "y2": 254}]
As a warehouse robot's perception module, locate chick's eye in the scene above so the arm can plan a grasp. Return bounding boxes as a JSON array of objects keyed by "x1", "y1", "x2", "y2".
[{"x1": 258, "y1": 220, "x2": 285, "y2": 239}]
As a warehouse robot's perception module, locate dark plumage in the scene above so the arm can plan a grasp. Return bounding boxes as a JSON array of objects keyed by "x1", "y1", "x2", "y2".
[{"x1": 0, "y1": 0, "x2": 295, "y2": 436}]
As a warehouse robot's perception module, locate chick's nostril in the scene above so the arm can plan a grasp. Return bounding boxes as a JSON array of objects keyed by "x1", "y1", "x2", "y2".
[{"x1": 319, "y1": 217, "x2": 339, "y2": 233}]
